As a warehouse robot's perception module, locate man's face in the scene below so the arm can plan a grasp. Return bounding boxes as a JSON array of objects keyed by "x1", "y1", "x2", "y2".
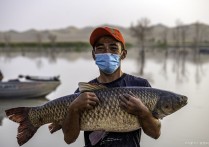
[{"x1": 94, "y1": 36, "x2": 123, "y2": 54}]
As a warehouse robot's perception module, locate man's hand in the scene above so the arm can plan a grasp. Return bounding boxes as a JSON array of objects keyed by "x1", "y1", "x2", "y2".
[
  {"x1": 62, "y1": 92, "x2": 99, "y2": 144},
  {"x1": 119, "y1": 91, "x2": 161, "y2": 139},
  {"x1": 69, "y1": 92, "x2": 100, "y2": 112},
  {"x1": 119, "y1": 91, "x2": 150, "y2": 118}
]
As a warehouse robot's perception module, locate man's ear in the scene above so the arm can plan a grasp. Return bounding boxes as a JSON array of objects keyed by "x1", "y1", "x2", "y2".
[
  {"x1": 121, "y1": 49, "x2": 127, "y2": 60},
  {"x1": 92, "y1": 49, "x2": 96, "y2": 60}
]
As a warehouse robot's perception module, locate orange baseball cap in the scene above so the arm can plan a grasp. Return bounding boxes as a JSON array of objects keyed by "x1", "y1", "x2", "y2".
[{"x1": 90, "y1": 26, "x2": 125, "y2": 48}]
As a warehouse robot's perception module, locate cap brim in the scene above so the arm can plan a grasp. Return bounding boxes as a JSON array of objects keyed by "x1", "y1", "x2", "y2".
[{"x1": 90, "y1": 27, "x2": 116, "y2": 47}]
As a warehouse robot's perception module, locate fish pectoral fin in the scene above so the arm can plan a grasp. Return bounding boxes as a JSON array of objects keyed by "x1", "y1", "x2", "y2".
[
  {"x1": 89, "y1": 131, "x2": 106, "y2": 146},
  {"x1": 78, "y1": 82, "x2": 107, "y2": 92},
  {"x1": 48, "y1": 122, "x2": 62, "y2": 134}
]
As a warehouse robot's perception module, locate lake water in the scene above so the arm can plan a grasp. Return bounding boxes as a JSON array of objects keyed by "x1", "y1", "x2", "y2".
[{"x1": 0, "y1": 48, "x2": 209, "y2": 147}]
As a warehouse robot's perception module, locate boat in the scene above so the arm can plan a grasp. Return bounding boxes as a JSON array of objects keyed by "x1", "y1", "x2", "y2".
[
  {"x1": 199, "y1": 48, "x2": 209, "y2": 54},
  {"x1": 0, "y1": 75, "x2": 61, "y2": 99}
]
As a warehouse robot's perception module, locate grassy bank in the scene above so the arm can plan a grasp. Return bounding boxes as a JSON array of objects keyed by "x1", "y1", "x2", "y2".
[{"x1": 0, "y1": 42, "x2": 133, "y2": 52}]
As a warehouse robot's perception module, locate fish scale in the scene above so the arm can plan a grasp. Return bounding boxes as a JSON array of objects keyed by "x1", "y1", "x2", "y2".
[
  {"x1": 30, "y1": 88, "x2": 160, "y2": 129},
  {"x1": 80, "y1": 87, "x2": 156, "y2": 132}
]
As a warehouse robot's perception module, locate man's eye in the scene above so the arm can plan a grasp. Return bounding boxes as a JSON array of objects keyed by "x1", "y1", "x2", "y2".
[
  {"x1": 96, "y1": 46, "x2": 105, "y2": 50},
  {"x1": 110, "y1": 46, "x2": 118, "y2": 50}
]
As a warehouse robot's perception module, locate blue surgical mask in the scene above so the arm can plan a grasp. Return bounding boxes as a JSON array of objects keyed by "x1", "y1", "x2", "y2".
[{"x1": 95, "y1": 53, "x2": 120, "y2": 74}]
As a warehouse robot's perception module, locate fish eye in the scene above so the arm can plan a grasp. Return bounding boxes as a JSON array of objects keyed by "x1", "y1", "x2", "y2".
[
  {"x1": 162, "y1": 102, "x2": 173, "y2": 113},
  {"x1": 162, "y1": 99, "x2": 172, "y2": 109},
  {"x1": 165, "y1": 105, "x2": 169, "y2": 109}
]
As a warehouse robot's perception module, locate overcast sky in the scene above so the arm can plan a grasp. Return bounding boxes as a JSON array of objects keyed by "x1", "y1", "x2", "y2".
[{"x1": 0, "y1": 0, "x2": 209, "y2": 31}]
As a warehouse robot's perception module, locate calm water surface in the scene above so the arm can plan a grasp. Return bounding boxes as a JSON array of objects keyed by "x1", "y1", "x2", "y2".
[{"x1": 0, "y1": 49, "x2": 209, "y2": 147}]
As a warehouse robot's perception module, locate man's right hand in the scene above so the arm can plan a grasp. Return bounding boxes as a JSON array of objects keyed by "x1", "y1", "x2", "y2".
[
  {"x1": 68, "y1": 92, "x2": 99, "y2": 113},
  {"x1": 62, "y1": 92, "x2": 99, "y2": 144}
]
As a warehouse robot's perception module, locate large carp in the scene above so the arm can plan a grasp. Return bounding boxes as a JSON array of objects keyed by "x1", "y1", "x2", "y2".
[{"x1": 5, "y1": 82, "x2": 187, "y2": 146}]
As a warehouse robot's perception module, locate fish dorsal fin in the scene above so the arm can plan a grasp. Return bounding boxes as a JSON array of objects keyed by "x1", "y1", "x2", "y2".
[{"x1": 78, "y1": 82, "x2": 107, "y2": 92}]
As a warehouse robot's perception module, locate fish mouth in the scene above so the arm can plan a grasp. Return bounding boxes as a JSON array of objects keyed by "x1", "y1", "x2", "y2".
[{"x1": 181, "y1": 95, "x2": 188, "y2": 106}]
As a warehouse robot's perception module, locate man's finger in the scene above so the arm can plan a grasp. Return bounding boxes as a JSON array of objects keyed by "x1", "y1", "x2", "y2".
[
  {"x1": 86, "y1": 104, "x2": 94, "y2": 110},
  {"x1": 88, "y1": 95, "x2": 100, "y2": 103},
  {"x1": 119, "y1": 95, "x2": 129, "y2": 104},
  {"x1": 120, "y1": 99, "x2": 127, "y2": 106},
  {"x1": 88, "y1": 100, "x2": 98, "y2": 106},
  {"x1": 88, "y1": 92, "x2": 97, "y2": 97},
  {"x1": 119, "y1": 101, "x2": 128, "y2": 110},
  {"x1": 128, "y1": 91, "x2": 136, "y2": 97},
  {"x1": 122, "y1": 93, "x2": 132, "y2": 101}
]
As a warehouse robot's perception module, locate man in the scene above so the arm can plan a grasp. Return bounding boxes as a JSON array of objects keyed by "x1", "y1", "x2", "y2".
[{"x1": 62, "y1": 26, "x2": 161, "y2": 147}]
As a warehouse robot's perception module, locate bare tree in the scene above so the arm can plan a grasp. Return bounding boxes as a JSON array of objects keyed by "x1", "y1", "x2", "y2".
[
  {"x1": 172, "y1": 19, "x2": 183, "y2": 49},
  {"x1": 162, "y1": 27, "x2": 168, "y2": 47},
  {"x1": 161, "y1": 27, "x2": 169, "y2": 79},
  {"x1": 3, "y1": 33, "x2": 11, "y2": 48},
  {"x1": 180, "y1": 25, "x2": 188, "y2": 51},
  {"x1": 36, "y1": 32, "x2": 43, "y2": 48},
  {"x1": 172, "y1": 20, "x2": 183, "y2": 80},
  {"x1": 162, "y1": 27, "x2": 169, "y2": 55},
  {"x1": 130, "y1": 18, "x2": 152, "y2": 75},
  {"x1": 179, "y1": 23, "x2": 188, "y2": 79},
  {"x1": 173, "y1": 20, "x2": 189, "y2": 51},
  {"x1": 130, "y1": 18, "x2": 152, "y2": 52},
  {"x1": 48, "y1": 33, "x2": 57, "y2": 48},
  {"x1": 193, "y1": 21, "x2": 205, "y2": 60}
]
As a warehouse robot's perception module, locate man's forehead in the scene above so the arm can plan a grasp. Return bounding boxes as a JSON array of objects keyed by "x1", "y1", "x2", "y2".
[{"x1": 96, "y1": 36, "x2": 118, "y2": 44}]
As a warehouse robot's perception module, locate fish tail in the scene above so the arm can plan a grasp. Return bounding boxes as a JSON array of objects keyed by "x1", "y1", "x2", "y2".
[{"x1": 5, "y1": 107, "x2": 39, "y2": 146}]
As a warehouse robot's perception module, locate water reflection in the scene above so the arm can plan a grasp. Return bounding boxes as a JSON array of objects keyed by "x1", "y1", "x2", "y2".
[
  {"x1": 161, "y1": 48, "x2": 169, "y2": 80},
  {"x1": 0, "y1": 48, "x2": 92, "y2": 64},
  {"x1": 132, "y1": 47, "x2": 209, "y2": 85},
  {"x1": 138, "y1": 50, "x2": 145, "y2": 76},
  {"x1": 0, "y1": 98, "x2": 49, "y2": 126},
  {"x1": 36, "y1": 59, "x2": 43, "y2": 69},
  {"x1": 171, "y1": 48, "x2": 188, "y2": 83},
  {"x1": 48, "y1": 50, "x2": 57, "y2": 63},
  {"x1": 194, "y1": 54, "x2": 205, "y2": 85},
  {"x1": 1, "y1": 48, "x2": 209, "y2": 85},
  {"x1": 0, "y1": 48, "x2": 209, "y2": 147}
]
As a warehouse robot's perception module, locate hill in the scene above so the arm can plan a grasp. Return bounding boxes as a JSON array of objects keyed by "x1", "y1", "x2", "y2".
[{"x1": 0, "y1": 23, "x2": 209, "y2": 45}]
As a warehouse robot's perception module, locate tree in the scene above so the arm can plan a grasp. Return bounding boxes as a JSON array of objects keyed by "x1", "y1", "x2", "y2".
[
  {"x1": 3, "y1": 33, "x2": 11, "y2": 48},
  {"x1": 180, "y1": 25, "x2": 188, "y2": 50},
  {"x1": 36, "y1": 32, "x2": 43, "y2": 48},
  {"x1": 48, "y1": 33, "x2": 57, "y2": 48},
  {"x1": 130, "y1": 18, "x2": 152, "y2": 75},
  {"x1": 130, "y1": 18, "x2": 152, "y2": 52},
  {"x1": 193, "y1": 22, "x2": 204, "y2": 54},
  {"x1": 172, "y1": 19, "x2": 182, "y2": 49}
]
